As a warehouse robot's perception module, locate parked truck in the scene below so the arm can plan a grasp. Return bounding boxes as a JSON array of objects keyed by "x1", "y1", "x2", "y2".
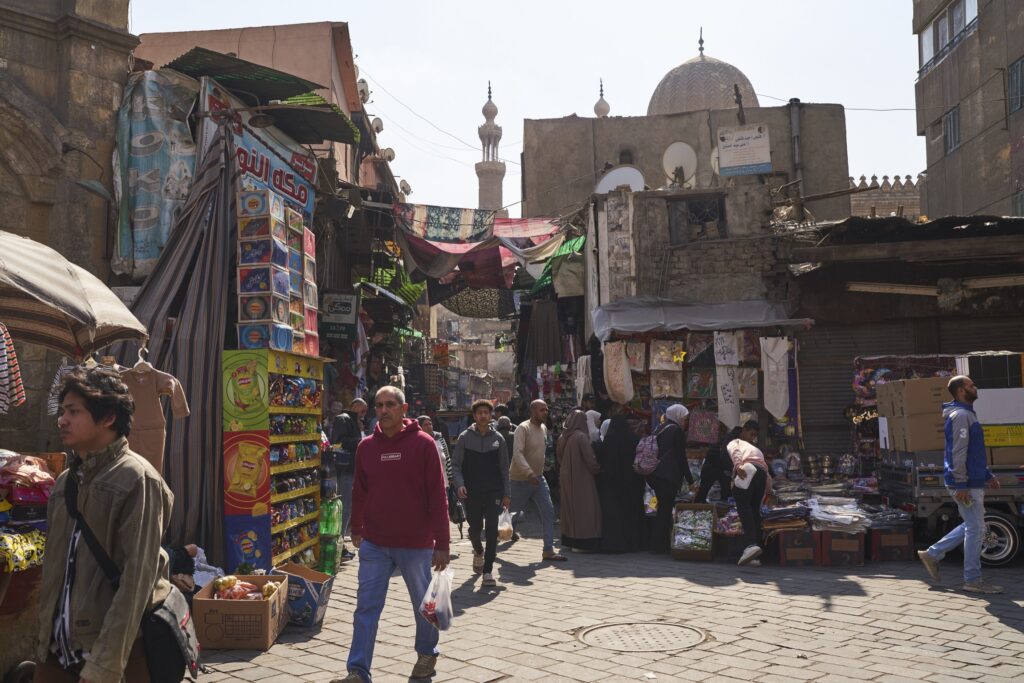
[{"x1": 879, "y1": 449, "x2": 1024, "y2": 566}]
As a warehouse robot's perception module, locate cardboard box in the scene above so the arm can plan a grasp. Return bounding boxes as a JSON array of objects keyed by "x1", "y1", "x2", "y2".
[
  {"x1": 303, "y1": 281, "x2": 318, "y2": 308},
  {"x1": 982, "y1": 424, "x2": 1024, "y2": 447},
  {"x1": 289, "y1": 311, "x2": 305, "y2": 333},
  {"x1": 891, "y1": 377, "x2": 948, "y2": 417},
  {"x1": 817, "y1": 531, "x2": 865, "y2": 567},
  {"x1": 868, "y1": 528, "x2": 914, "y2": 562},
  {"x1": 238, "y1": 265, "x2": 290, "y2": 297},
  {"x1": 238, "y1": 216, "x2": 287, "y2": 241},
  {"x1": 303, "y1": 227, "x2": 315, "y2": 256},
  {"x1": 304, "y1": 306, "x2": 318, "y2": 333},
  {"x1": 289, "y1": 268, "x2": 303, "y2": 295},
  {"x1": 288, "y1": 248, "x2": 303, "y2": 273},
  {"x1": 239, "y1": 293, "x2": 289, "y2": 325},
  {"x1": 272, "y1": 562, "x2": 334, "y2": 628},
  {"x1": 875, "y1": 382, "x2": 896, "y2": 418},
  {"x1": 288, "y1": 231, "x2": 302, "y2": 252},
  {"x1": 291, "y1": 331, "x2": 306, "y2": 355},
  {"x1": 772, "y1": 529, "x2": 820, "y2": 567},
  {"x1": 891, "y1": 414, "x2": 945, "y2": 452},
  {"x1": 304, "y1": 333, "x2": 319, "y2": 357},
  {"x1": 237, "y1": 190, "x2": 285, "y2": 221},
  {"x1": 974, "y1": 388, "x2": 1024, "y2": 425},
  {"x1": 193, "y1": 575, "x2": 289, "y2": 650},
  {"x1": 285, "y1": 207, "x2": 304, "y2": 234},
  {"x1": 990, "y1": 446, "x2": 1024, "y2": 466},
  {"x1": 304, "y1": 256, "x2": 316, "y2": 283},
  {"x1": 238, "y1": 323, "x2": 292, "y2": 351},
  {"x1": 238, "y1": 237, "x2": 288, "y2": 268}
]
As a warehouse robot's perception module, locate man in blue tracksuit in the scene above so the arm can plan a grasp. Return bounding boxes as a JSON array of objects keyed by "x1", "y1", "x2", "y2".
[{"x1": 917, "y1": 375, "x2": 1002, "y2": 594}]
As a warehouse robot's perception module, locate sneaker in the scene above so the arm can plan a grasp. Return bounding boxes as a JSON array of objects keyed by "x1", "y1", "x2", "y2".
[
  {"x1": 917, "y1": 550, "x2": 941, "y2": 582},
  {"x1": 738, "y1": 545, "x2": 763, "y2": 566},
  {"x1": 962, "y1": 580, "x2": 1003, "y2": 594},
  {"x1": 747, "y1": 559, "x2": 762, "y2": 567},
  {"x1": 542, "y1": 551, "x2": 568, "y2": 562},
  {"x1": 410, "y1": 654, "x2": 437, "y2": 679},
  {"x1": 330, "y1": 673, "x2": 367, "y2": 683},
  {"x1": 472, "y1": 551, "x2": 484, "y2": 573},
  {"x1": 481, "y1": 572, "x2": 497, "y2": 587}
]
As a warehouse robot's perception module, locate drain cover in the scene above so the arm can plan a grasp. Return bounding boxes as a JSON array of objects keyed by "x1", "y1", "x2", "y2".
[{"x1": 577, "y1": 622, "x2": 707, "y2": 652}]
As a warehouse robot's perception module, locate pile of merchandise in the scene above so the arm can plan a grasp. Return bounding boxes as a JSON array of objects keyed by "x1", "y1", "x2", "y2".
[
  {"x1": 0, "y1": 452, "x2": 57, "y2": 573},
  {"x1": 672, "y1": 508, "x2": 714, "y2": 552}
]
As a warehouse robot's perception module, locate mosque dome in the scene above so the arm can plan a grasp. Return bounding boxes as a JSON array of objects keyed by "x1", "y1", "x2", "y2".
[
  {"x1": 647, "y1": 51, "x2": 759, "y2": 116},
  {"x1": 594, "y1": 79, "x2": 610, "y2": 118}
]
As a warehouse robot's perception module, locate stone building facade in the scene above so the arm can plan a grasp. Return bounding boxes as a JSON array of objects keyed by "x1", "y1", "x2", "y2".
[
  {"x1": 849, "y1": 174, "x2": 923, "y2": 221},
  {"x1": 913, "y1": 0, "x2": 1024, "y2": 216},
  {"x1": 0, "y1": 0, "x2": 136, "y2": 450}
]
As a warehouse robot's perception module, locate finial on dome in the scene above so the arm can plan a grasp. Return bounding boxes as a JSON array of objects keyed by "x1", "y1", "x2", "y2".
[
  {"x1": 488, "y1": 80, "x2": 492, "y2": 101},
  {"x1": 698, "y1": 27, "x2": 704, "y2": 56},
  {"x1": 594, "y1": 78, "x2": 610, "y2": 118}
]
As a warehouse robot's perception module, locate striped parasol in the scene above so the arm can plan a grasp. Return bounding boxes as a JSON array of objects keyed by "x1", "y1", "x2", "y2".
[{"x1": 0, "y1": 230, "x2": 148, "y2": 359}]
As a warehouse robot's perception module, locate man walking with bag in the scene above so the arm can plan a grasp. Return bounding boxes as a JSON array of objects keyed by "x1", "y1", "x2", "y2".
[
  {"x1": 338, "y1": 386, "x2": 451, "y2": 683},
  {"x1": 918, "y1": 375, "x2": 1003, "y2": 594},
  {"x1": 452, "y1": 400, "x2": 511, "y2": 587},
  {"x1": 35, "y1": 367, "x2": 177, "y2": 682}
]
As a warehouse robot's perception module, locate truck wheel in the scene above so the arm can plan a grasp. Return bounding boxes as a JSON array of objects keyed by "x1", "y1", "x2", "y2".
[
  {"x1": 3, "y1": 661, "x2": 35, "y2": 683},
  {"x1": 981, "y1": 511, "x2": 1020, "y2": 567}
]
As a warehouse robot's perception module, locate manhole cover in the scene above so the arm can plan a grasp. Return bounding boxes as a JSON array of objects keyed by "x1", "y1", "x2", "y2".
[{"x1": 577, "y1": 622, "x2": 707, "y2": 652}]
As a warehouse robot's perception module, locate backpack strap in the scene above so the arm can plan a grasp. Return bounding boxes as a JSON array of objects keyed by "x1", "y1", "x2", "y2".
[{"x1": 64, "y1": 461, "x2": 122, "y2": 590}]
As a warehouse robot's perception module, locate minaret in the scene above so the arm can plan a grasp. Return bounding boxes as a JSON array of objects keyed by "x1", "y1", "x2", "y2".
[
  {"x1": 476, "y1": 82, "x2": 507, "y2": 216},
  {"x1": 594, "y1": 79, "x2": 610, "y2": 117}
]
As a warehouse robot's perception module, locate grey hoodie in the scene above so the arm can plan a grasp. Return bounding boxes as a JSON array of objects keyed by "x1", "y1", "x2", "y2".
[{"x1": 451, "y1": 424, "x2": 512, "y2": 498}]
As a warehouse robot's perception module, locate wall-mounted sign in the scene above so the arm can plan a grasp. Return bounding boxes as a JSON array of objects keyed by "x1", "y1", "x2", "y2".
[
  {"x1": 717, "y1": 124, "x2": 771, "y2": 176},
  {"x1": 320, "y1": 292, "x2": 359, "y2": 341}
]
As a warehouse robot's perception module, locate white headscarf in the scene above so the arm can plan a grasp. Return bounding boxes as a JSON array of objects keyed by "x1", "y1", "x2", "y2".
[
  {"x1": 600, "y1": 419, "x2": 611, "y2": 441},
  {"x1": 664, "y1": 404, "x2": 689, "y2": 426},
  {"x1": 586, "y1": 410, "x2": 602, "y2": 442}
]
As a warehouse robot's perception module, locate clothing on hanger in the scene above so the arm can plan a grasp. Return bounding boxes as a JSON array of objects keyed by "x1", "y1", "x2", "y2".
[
  {"x1": 0, "y1": 324, "x2": 26, "y2": 414},
  {"x1": 119, "y1": 364, "x2": 190, "y2": 473},
  {"x1": 47, "y1": 358, "x2": 76, "y2": 416}
]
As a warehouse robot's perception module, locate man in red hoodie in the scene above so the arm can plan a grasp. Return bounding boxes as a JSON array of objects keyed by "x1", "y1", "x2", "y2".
[{"x1": 338, "y1": 386, "x2": 451, "y2": 683}]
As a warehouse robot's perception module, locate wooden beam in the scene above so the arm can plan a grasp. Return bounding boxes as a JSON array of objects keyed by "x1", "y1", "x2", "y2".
[
  {"x1": 782, "y1": 235, "x2": 1024, "y2": 263},
  {"x1": 846, "y1": 282, "x2": 939, "y2": 296}
]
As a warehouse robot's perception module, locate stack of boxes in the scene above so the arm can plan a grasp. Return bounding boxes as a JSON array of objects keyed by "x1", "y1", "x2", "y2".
[
  {"x1": 236, "y1": 189, "x2": 318, "y2": 356},
  {"x1": 876, "y1": 377, "x2": 948, "y2": 452}
]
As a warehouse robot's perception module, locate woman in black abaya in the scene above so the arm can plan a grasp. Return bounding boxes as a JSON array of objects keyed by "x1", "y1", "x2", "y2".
[{"x1": 596, "y1": 413, "x2": 647, "y2": 552}]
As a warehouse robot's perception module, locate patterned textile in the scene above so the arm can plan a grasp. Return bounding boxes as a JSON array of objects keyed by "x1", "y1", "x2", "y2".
[
  {"x1": 650, "y1": 340, "x2": 685, "y2": 370},
  {"x1": 761, "y1": 337, "x2": 791, "y2": 420},
  {"x1": 395, "y1": 203, "x2": 495, "y2": 242},
  {"x1": 439, "y1": 287, "x2": 518, "y2": 319},
  {"x1": 651, "y1": 399, "x2": 674, "y2": 431},
  {"x1": 47, "y1": 358, "x2": 75, "y2": 416},
  {"x1": 740, "y1": 330, "x2": 761, "y2": 364},
  {"x1": 736, "y1": 367, "x2": 759, "y2": 399},
  {"x1": 688, "y1": 409, "x2": 720, "y2": 444},
  {"x1": 716, "y1": 366, "x2": 741, "y2": 429},
  {"x1": 687, "y1": 332, "x2": 714, "y2": 365},
  {"x1": 687, "y1": 368, "x2": 715, "y2": 399},
  {"x1": 0, "y1": 527, "x2": 46, "y2": 572},
  {"x1": 650, "y1": 370, "x2": 684, "y2": 398},
  {"x1": 625, "y1": 342, "x2": 647, "y2": 372},
  {"x1": 713, "y1": 331, "x2": 741, "y2": 366},
  {"x1": 603, "y1": 341, "x2": 634, "y2": 404},
  {"x1": 0, "y1": 323, "x2": 26, "y2": 414}
]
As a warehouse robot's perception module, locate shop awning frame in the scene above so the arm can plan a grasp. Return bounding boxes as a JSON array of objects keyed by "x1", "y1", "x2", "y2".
[{"x1": 592, "y1": 298, "x2": 813, "y2": 342}]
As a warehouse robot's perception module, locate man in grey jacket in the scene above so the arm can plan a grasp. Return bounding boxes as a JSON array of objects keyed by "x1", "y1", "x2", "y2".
[
  {"x1": 918, "y1": 375, "x2": 1002, "y2": 594},
  {"x1": 453, "y1": 400, "x2": 511, "y2": 587}
]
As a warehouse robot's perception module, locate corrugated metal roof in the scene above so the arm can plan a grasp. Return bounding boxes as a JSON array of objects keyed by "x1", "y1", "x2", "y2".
[
  {"x1": 164, "y1": 47, "x2": 324, "y2": 101},
  {"x1": 274, "y1": 92, "x2": 360, "y2": 144}
]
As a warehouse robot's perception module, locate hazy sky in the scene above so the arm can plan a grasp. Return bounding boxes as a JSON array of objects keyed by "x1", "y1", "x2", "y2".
[{"x1": 132, "y1": 0, "x2": 925, "y2": 217}]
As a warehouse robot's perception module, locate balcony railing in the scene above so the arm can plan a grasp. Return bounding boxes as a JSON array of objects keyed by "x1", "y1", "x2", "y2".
[{"x1": 918, "y1": 17, "x2": 978, "y2": 79}]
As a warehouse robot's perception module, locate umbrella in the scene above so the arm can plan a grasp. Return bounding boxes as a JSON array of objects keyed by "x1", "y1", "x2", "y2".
[{"x1": 0, "y1": 230, "x2": 148, "y2": 359}]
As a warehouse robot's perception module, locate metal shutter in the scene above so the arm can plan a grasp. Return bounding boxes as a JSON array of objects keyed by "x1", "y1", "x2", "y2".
[
  {"x1": 797, "y1": 321, "x2": 915, "y2": 453},
  {"x1": 938, "y1": 317, "x2": 1024, "y2": 354}
]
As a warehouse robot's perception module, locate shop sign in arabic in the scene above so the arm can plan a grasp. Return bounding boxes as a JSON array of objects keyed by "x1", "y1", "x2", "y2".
[
  {"x1": 320, "y1": 292, "x2": 359, "y2": 340},
  {"x1": 717, "y1": 124, "x2": 772, "y2": 177}
]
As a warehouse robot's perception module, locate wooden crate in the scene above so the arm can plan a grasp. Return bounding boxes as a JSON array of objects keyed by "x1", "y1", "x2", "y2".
[
  {"x1": 868, "y1": 528, "x2": 915, "y2": 562},
  {"x1": 817, "y1": 531, "x2": 865, "y2": 567}
]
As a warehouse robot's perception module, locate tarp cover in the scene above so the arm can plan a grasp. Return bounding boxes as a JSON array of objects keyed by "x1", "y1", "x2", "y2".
[{"x1": 592, "y1": 298, "x2": 812, "y2": 342}]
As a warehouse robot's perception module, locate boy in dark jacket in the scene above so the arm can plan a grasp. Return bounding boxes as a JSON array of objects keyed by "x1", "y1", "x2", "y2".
[{"x1": 453, "y1": 400, "x2": 511, "y2": 587}]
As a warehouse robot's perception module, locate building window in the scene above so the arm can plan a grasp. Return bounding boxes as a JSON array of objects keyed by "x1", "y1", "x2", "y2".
[
  {"x1": 1010, "y1": 57, "x2": 1024, "y2": 114},
  {"x1": 667, "y1": 195, "x2": 726, "y2": 245},
  {"x1": 943, "y1": 106, "x2": 961, "y2": 154},
  {"x1": 618, "y1": 149, "x2": 634, "y2": 165},
  {"x1": 918, "y1": 0, "x2": 979, "y2": 76},
  {"x1": 1014, "y1": 190, "x2": 1024, "y2": 217}
]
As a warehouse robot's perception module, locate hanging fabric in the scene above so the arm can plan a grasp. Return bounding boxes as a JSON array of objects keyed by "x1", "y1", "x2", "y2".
[
  {"x1": 625, "y1": 342, "x2": 646, "y2": 373},
  {"x1": 736, "y1": 367, "x2": 759, "y2": 400},
  {"x1": 575, "y1": 355, "x2": 593, "y2": 398},
  {"x1": 524, "y1": 300, "x2": 562, "y2": 365},
  {"x1": 761, "y1": 337, "x2": 791, "y2": 420},
  {"x1": 602, "y1": 341, "x2": 634, "y2": 404},
  {"x1": 716, "y1": 366, "x2": 741, "y2": 429},
  {"x1": 713, "y1": 331, "x2": 741, "y2": 366},
  {"x1": 0, "y1": 323, "x2": 26, "y2": 414},
  {"x1": 47, "y1": 358, "x2": 76, "y2": 416},
  {"x1": 119, "y1": 364, "x2": 191, "y2": 473}
]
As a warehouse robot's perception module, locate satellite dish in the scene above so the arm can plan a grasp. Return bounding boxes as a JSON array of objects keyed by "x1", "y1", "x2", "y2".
[
  {"x1": 372, "y1": 117, "x2": 384, "y2": 133},
  {"x1": 662, "y1": 142, "x2": 697, "y2": 185},
  {"x1": 594, "y1": 165, "x2": 645, "y2": 194},
  {"x1": 381, "y1": 148, "x2": 396, "y2": 162},
  {"x1": 399, "y1": 179, "x2": 412, "y2": 195},
  {"x1": 357, "y1": 79, "x2": 371, "y2": 103}
]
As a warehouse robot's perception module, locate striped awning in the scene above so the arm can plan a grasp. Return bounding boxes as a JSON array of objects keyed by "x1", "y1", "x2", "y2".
[{"x1": 0, "y1": 231, "x2": 148, "y2": 359}]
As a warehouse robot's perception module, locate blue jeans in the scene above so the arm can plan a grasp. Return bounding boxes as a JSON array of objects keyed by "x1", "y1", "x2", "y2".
[
  {"x1": 347, "y1": 540, "x2": 438, "y2": 679},
  {"x1": 509, "y1": 477, "x2": 555, "y2": 553},
  {"x1": 927, "y1": 488, "x2": 985, "y2": 583}
]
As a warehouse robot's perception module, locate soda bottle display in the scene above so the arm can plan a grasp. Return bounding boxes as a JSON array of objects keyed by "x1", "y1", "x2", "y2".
[
  {"x1": 319, "y1": 447, "x2": 337, "y2": 498},
  {"x1": 319, "y1": 497, "x2": 338, "y2": 537},
  {"x1": 319, "y1": 537, "x2": 337, "y2": 574}
]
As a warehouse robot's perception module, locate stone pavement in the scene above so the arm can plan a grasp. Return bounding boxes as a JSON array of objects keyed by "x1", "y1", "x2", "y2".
[{"x1": 202, "y1": 528, "x2": 1024, "y2": 683}]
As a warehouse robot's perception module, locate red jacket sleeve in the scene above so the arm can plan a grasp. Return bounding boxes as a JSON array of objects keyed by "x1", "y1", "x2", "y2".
[
  {"x1": 423, "y1": 436, "x2": 451, "y2": 552},
  {"x1": 350, "y1": 440, "x2": 369, "y2": 537}
]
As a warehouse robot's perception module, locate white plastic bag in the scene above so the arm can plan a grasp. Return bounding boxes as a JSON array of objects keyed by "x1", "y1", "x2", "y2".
[
  {"x1": 419, "y1": 568, "x2": 455, "y2": 631},
  {"x1": 497, "y1": 509, "x2": 514, "y2": 541}
]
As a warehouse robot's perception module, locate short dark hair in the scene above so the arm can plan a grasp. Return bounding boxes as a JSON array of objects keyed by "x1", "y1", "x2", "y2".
[
  {"x1": 494, "y1": 403, "x2": 509, "y2": 416},
  {"x1": 416, "y1": 415, "x2": 432, "y2": 426},
  {"x1": 947, "y1": 375, "x2": 970, "y2": 398},
  {"x1": 742, "y1": 420, "x2": 760, "y2": 431},
  {"x1": 59, "y1": 367, "x2": 135, "y2": 437},
  {"x1": 471, "y1": 399, "x2": 494, "y2": 415}
]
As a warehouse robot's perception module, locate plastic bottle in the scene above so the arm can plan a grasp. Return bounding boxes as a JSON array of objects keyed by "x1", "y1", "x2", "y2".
[
  {"x1": 319, "y1": 498, "x2": 337, "y2": 537},
  {"x1": 319, "y1": 538, "x2": 337, "y2": 574}
]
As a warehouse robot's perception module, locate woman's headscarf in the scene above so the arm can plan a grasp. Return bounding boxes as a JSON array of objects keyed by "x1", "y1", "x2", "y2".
[
  {"x1": 600, "y1": 419, "x2": 611, "y2": 441},
  {"x1": 585, "y1": 410, "x2": 602, "y2": 442},
  {"x1": 558, "y1": 410, "x2": 593, "y2": 465},
  {"x1": 664, "y1": 404, "x2": 689, "y2": 426}
]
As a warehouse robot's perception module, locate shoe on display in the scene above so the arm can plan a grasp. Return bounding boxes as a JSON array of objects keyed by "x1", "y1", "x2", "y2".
[
  {"x1": 962, "y1": 580, "x2": 1003, "y2": 594},
  {"x1": 917, "y1": 550, "x2": 941, "y2": 582},
  {"x1": 737, "y1": 545, "x2": 763, "y2": 566},
  {"x1": 410, "y1": 654, "x2": 438, "y2": 679},
  {"x1": 481, "y1": 572, "x2": 497, "y2": 587},
  {"x1": 472, "y1": 551, "x2": 484, "y2": 573}
]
